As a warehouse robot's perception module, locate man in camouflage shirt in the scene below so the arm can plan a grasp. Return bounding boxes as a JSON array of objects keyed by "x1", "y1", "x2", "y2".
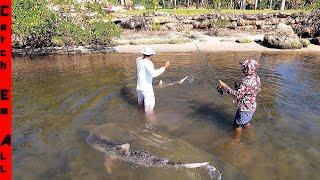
[{"x1": 219, "y1": 59, "x2": 261, "y2": 142}]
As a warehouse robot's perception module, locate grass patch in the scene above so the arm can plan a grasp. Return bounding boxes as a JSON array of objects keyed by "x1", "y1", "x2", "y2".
[
  {"x1": 299, "y1": 38, "x2": 310, "y2": 47},
  {"x1": 151, "y1": 22, "x2": 161, "y2": 31},
  {"x1": 209, "y1": 19, "x2": 230, "y2": 28},
  {"x1": 169, "y1": 38, "x2": 190, "y2": 44},
  {"x1": 115, "y1": 8, "x2": 309, "y2": 16},
  {"x1": 114, "y1": 36, "x2": 191, "y2": 45}
]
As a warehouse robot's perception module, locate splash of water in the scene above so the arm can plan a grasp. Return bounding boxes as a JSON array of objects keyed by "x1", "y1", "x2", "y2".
[
  {"x1": 204, "y1": 164, "x2": 222, "y2": 180},
  {"x1": 187, "y1": 75, "x2": 195, "y2": 83}
]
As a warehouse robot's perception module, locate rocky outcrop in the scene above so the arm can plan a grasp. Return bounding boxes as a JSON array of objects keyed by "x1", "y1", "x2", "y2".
[
  {"x1": 294, "y1": 10, "x2": 320, "y2": 38},
  {"x1": 120, "y1": 16, "x2": 151, "y2": 30},
  {"x1": 310, "y1": 37, "x2": 320, "y2": 45},
  {"x1": 114, "y1": 12, "x2": 311, "y2": 33},
  {"x1": 263, "y1": 23, "x2": 304, "y2": 49}
]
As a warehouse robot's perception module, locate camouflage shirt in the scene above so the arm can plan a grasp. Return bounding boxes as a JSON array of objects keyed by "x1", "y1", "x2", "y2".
[{"x1": 223, "y1": 59, "x2": 261, "y2": 112}]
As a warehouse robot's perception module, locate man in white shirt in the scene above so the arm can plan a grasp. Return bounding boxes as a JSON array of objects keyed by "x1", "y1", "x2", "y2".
[{"x1": 136, "y1": 47, "x2": 170, "y2": 114}]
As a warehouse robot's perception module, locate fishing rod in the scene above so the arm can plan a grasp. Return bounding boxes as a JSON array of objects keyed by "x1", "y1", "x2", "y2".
[
  {"x1": 170, "y1": 10, "x2": 223, "y2": 95},
  {"x1": 193, "y1": 42, "x2": 224, "y2": 95}
]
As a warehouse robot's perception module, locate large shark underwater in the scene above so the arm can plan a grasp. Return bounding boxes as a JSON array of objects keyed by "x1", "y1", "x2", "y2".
[
  {"x1": 81, "y1": 123, "x2": 221, "y2": 179},
  {"x1": 80, "y1": 122, "x2": 245, "y2": 180}
]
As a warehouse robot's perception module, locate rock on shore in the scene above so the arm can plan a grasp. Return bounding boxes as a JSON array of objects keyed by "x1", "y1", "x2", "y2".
[
  {"x1": 263, "y1": 23, "x2": 304, "y2": 49},
  {"x1": 294, "y1": 10, "x2": 320, "y2": 38},
  {"x1": 114, "y1": 11, "x2": 312, "y2": 32}
]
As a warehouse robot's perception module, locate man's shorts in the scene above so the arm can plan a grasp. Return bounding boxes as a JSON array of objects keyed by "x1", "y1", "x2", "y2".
[
  {"x1": 233, "y1": 110, "x2": 254, "y2": 128},
  {"x1": 136, "y1": 90, "x2": 155, "y2": 113}
]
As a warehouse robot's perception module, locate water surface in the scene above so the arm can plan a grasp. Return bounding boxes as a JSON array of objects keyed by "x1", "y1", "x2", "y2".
[{"x1": 13, "y1": 52, "x2": 320, "y2": 180}]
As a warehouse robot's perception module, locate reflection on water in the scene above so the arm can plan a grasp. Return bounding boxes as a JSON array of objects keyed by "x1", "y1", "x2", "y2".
[{"x1": 13, "y1": 52, "x2": 320, "y2": 180}]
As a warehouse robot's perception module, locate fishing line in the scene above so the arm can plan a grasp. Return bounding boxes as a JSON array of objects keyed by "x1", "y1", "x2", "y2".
[
  {"x1": 193, "y1": 42, "x2": 220, "y2": 82},
  {"x1": 193, "y1": 42, "x2": 224, "y2": 95}
]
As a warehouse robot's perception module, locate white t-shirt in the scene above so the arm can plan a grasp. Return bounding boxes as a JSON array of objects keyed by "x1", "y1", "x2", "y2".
[{"x1": 136, "y1": 57, "x2": 165, "y2": 92}]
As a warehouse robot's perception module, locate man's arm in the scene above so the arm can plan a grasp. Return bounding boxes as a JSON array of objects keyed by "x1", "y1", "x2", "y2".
[
  {"x1": 146, "y1": 61, "x2": 170, "y2": 78},
  {"x1": 219, "y1": 80, "x2": 237, "y2": 97},
  {"x1": 219, "y1": 80, "x2": 248, "y2": 99}
]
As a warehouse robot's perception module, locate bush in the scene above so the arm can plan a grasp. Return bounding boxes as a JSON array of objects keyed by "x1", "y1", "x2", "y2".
[
  {"x1": 13, "y1": 0, "x2": 59, "y2": 48},
  {"x1": 89, "y1": 21, "x2": 123, "y2": 45},
  {"x1": 141, "y1": 0, "x2": 158, "y2": 9},
  {"x1": 56, "y1": 21, "x2": 89, "y2": 46},
  {"x1": 151, "y1": 22, "x2": 161, "y2": 31},
  {"x1": 13, "y1": 0, "x2": 123, "y2": 48},
  {"x1": 209, "y1": 19, "x2": 230, "y2": 28},
  {"x1": 299, "y1": 38, "x2": 310, "y2": 47},
  {"x1": 85, "y1": 2, "x2": 105, "y2": 14},
  {"x1": 307, "y1": 1, "x2": 320, "y2": 10}
]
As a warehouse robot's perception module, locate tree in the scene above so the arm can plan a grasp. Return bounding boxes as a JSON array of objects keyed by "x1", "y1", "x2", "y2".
[
  {"x1": 229, "y1": 0, "x2": 233, "y2": 9},
  {"x1": 280, "y1": 0, "x2": 286, "y2": 10},
  {"x1": 241, "y1": 0, "x2": 247, "y2": 9},
  {"x1": 214, "y1": 0, "x2": 222, "y2": 11},
  {"x1": 269, "y1": 0, "x2": 273, "y2": 9},
  {"x1": 254, "y1": 0, "x2": 258, "y2": 9},
  {"x1": 162, "y1": 0, "x2": 166, "y2": 7}
]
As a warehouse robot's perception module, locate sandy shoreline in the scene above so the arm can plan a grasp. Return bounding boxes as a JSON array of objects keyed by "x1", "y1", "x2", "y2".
[
  {"x1": 115, "y1": 36, "x2": 320, "y2": 54},
  {"x1": 13, "y1": 35, "x2": 320, "y2": 56}
]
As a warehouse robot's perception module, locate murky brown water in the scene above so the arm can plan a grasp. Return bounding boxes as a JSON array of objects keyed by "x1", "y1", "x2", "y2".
[{"x1": 13, "y1": 52, "x2": 320, "y2": 180}]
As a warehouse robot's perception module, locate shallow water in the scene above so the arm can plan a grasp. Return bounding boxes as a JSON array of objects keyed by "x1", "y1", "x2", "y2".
[{"x1": 13, "y1": 52, "x2": 320, "y2": 180}]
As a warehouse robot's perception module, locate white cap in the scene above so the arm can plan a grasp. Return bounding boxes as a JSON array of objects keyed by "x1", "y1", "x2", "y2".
[{"x1": 141, "y1": 47, "x2": 156, "y2": 55}]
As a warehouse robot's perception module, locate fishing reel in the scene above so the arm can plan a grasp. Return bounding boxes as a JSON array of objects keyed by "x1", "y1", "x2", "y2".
[
  {"x1": 216, "y1": 81, "x2": 241, "y2": 95},
  {"x1": 216, "y1": 86, "x2": 224, "y2": 95},
  {"x1": 234, "y1": 81, "x2": 241, "y2": 90}
]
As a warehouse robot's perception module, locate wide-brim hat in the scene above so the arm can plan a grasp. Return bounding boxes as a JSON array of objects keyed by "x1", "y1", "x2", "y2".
[{"x1": 141, "y1": 47, "x2": 156, "y2": 55}]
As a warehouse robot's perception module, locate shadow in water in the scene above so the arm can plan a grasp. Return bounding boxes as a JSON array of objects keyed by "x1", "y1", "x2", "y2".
[
  {"x1": 120, "y1": 86, "x2": 137, "y2": 106},
  {"x1": 188, "y1": 100, "x2": 234, "y2": 132}
]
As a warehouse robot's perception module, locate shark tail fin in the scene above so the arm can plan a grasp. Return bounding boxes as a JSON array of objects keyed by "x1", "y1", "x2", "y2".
[
  {"x1": 181, "y1": 162, "x2": 209, "y2": 168},
  {"x1": 179, "y1": 76, "x2": 189, "y2": 84}
]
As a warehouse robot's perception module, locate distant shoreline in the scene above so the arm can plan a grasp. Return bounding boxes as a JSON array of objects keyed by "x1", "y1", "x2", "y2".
[
  {"x1": 13, "y1": 36, "x2": 320, "y2": 57},
  {"x1": 115, "y1": 38, "x2": 320, "y2": 54}
]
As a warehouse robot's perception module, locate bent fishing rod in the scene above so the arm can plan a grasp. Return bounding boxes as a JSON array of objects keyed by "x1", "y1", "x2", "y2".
[
  {"x1": 193, "y1": 42, "x2": 275, "y2": 121},
  {"x1": 193, "y1": 42, "x2": 224, "y2": 95}
]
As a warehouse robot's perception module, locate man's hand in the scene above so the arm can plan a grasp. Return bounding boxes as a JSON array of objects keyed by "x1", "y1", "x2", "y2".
[
  {"x1": 219, "y1": 80, "x2": 228, "y2": 88},
  {"x1": 164, "y1": 61, "x2": 170, "y2": 69}
]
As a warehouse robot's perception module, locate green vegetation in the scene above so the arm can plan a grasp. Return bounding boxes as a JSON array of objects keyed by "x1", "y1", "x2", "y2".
[
  {"x1": 115, "y1": 8, "x2": 309, "y2": 16},
  {"x1": 151, "y1": 22, "x2": 161, "y2": 31},
  {"x1": 113, "y1": 36, "x2": 191, "y2": 45},
  {"x1": 115, "y1": 0, "x2": 317, "y2": 11},
  {"x1": 142, "y1": 0, "x2": 159, "y2": 9},
  {"x1": 13, "y1": 0, "x2": 59, "y2": 47},
  {"x1": 307, "y1": 0, "x2": 320, "y2": 10},
  {"x1": 12, "y1": 0, "x2": 318, "y2": 49},
  {"x1": 209, "y1": 19, "x2": 230, "y2": 28},
  {"x1": 299, "y1": 38, "x2": 310, "y2": 47},
  {"x1": 13, "y1": 0, "x2": 123, "y2": 48}
]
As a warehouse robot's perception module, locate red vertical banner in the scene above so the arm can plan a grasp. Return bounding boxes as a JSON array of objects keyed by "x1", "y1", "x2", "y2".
[{"x1": 0, "y1": 0, "x2": 12, "y2": 179}]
